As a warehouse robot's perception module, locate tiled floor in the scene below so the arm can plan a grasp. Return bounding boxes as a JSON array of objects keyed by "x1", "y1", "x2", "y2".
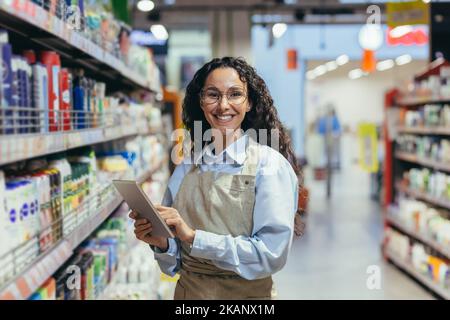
[{"x1": 274, "y1": 165, "x2": 435, "y2": 300}]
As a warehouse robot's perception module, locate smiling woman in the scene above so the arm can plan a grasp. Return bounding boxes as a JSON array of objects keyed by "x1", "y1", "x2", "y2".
[{"x1": 129, "y1": 57, "x2": 303, "y2": 300}]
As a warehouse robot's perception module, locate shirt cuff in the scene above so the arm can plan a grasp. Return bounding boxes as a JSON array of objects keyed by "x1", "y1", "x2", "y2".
[
  {"x1": 150, "y1": 238, "x2": 177, "y2": 256},
  {"x1": 190, "y1": 230, "x2": 223, "y2": 260}
]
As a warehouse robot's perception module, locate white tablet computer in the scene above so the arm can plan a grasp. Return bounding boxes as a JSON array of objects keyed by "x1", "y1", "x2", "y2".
[{"x1": 113, "y1": 180, "x2": 175, "y2": 238}]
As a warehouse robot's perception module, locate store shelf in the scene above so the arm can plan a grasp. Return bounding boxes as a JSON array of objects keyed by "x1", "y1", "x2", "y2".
[
  {"x1": 395, "y1": 151, "x2": 450, "y2": 173},
  {"x1": 385, "y1": 249, "x2": 450, "y2": 300},
  {"x1": 395, "y1": 96, "x2": 450, "y2": 107},
  {"x1": 396, "y1": 182, "x2": 450, "y2": 211},
  {"x1": 397, "y1": 126, "x2": 450, "y2": 136},
  {"x1": 0, "y1": 125, "x2": 162, "y2": 167},
  {"x1": 386, "y1": 206, "x2": 450, "y2": 259},
  {"x1": 0, "y1": 0, "x2": 158, "y2": 93},
  {"x1": 0, "y1": 159, "x2": 167, "y2": 300}
]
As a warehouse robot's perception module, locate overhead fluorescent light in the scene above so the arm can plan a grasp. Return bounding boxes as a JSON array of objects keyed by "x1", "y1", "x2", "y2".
[
  {"x1": 395, "y1": 54, "x2": 412, "y2": 66},
  {"x1": 272, "y1": 23, "x2": 288, "y2": 38},
  {"x1": 376, "y1": 59, "x2": 395, "y2": 71},
  {"x1": 306, "y1": 70, "x2": 316, "y2": 80},
  {"x1": 348, "y1": 68, "x2": 363, "y2": 79},
  {"x1": 137, "y1": 0, "x2": 155, "y2": 12},
  {"x1": 314, "y1": 65, "x2": 327, "y2": 76},
  {"x1": 325, "y1": 61, "x2": 338, "y2": 71},
  {"x1": 389, "y1": 25, "x2": 413, "y2": 38},
  {"x1": 150, "y1": 24, "x2": 169, "y2": 40},
  {"x1": 336, "y1": 54, "x2": 349, "y2": 66}
]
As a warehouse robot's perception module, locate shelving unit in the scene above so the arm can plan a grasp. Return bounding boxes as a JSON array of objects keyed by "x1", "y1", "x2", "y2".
[
  {"x1": 384, "y1": 60, "x2": 450, "y2": 299},
  {"x1": 397, "y1": 126, "x2": 450, "y2": 135},
  {"x1": 395, "y1": 182, "x2": 450, "y2": 211},
  {"x1": 0, "y1": 0, "x2": 170, "y2": 301},
  {"x1": 386, "y1": 206, "x2": 450, "y2": 259},
  {"x1": 395, "y1": 97, "x2": 450, "y2": 108},
  {"x1": 385, "y1": 249, "x2": 450, "y2": 300},
  {"x1": 0, "y1": 158, "x2": 167, "y2": 300},
  {"x1": 395, "y1": 151, "x2": 450, "y2": 173},
  {"x1": 0, "y1": 0, "x2": 160, "y2": 94}
]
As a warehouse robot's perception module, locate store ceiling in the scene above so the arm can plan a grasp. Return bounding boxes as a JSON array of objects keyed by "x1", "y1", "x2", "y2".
[
  {"x1": 306, "y1": 59, "x2": 426, "y2": 82},
  {"x1": 132, "y1": 0, "x2": 386, "y2": 29}
]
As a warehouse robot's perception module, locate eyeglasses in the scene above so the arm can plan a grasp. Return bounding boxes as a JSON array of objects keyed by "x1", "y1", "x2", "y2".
[{"x1": 200, "y1": 88, "x2": 247, "y2": 106}]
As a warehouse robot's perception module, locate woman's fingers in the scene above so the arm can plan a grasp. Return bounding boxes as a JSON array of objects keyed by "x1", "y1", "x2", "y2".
[
  {"x1": 155, "y1": 205, "x2": 171, "y2": 212},
  {"x1": 165, "y1": 217, "x2": 181, "y2": 227},
  {"x1": 159, "y1": 211, "x2": 178, "y2": 220},
  {"x1": 134, "y1": 218, "x2": 149, "y2": 228},
  {"x1": 128, "y1": 210, "x2": 137, "y2": 219},
  {"x1": 135, "y1": 225, "x2": 153, "y2": 239},
  {"x1": 135, "y1": 222, "x2": 152, "y2": 232}
]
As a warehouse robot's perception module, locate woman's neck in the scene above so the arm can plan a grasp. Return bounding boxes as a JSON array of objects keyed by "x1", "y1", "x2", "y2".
[{"x1": 212, "y1": 129, "x2": 242, "y2": 155}]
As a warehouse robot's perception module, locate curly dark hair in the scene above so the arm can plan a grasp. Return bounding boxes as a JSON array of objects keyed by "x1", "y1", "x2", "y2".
[{"x1": 182, "y1": 56, "x2": 302, "y2": 180}]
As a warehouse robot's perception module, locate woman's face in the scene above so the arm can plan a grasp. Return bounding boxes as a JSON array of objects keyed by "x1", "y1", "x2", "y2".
[{"x1": 200, "y1": 67, "x2": 250, "y2": 136}]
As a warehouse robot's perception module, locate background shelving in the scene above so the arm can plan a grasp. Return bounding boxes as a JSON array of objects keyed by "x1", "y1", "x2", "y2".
[
  {"x1": 384, "y1": 60, "x2": 450, "y2": 299},
  {"x1": 0, "y1": 0, "x2": 160, "y2": 94},
  {"x1": 0, "y1": 0, "x2": 172, "y2": 301},
  {"x1": 385, "y1": 249, "x2": 450, "y2": 300},
  {"x1": 0, "y1": 158, "x2": 167, "y2": 300},
  {"x1": 395, "y1": 151, "x2": 450, "y2": 173}
]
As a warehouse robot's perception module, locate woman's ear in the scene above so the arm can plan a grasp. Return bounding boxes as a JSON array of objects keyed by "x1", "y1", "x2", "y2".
[{"x1": 246, "y1": 104, "x2": 251, "y2": 112}]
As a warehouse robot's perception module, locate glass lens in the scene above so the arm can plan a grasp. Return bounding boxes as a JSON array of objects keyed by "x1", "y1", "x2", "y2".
[
  {"x1": 227, "y1": 90, "x2": 246, "y2": 104},
  {"x1": 202, "y1": 90, "x2": 220, "y2": 105}
]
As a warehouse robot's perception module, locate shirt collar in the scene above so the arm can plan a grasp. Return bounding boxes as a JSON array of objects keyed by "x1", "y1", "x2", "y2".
[{"x1": 194, "y1": 134, "x2": 248, "y2": 165}]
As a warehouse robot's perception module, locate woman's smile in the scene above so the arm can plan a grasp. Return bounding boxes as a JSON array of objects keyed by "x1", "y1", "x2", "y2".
[{"x1": 213, "y1": 114, "x2": 236, "y2": 123}]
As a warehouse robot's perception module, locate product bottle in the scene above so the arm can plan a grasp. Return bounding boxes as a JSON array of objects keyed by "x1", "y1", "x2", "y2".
[
  {"x1": 40, "y1": 51, "x2": 61, "y2": 132},
  {"x1": 0, "y1": 33, "x2": 13, "y2": 134},
  {"x1": 0, "y1": 171, "x2": 7, "y2": 257},
  {"x1": 60, "y1": 68, "x2": 72, "y2": 131},
  {"x1": 72, "y1": 70, "x2": 85, "y2": 129},
  {"x1": 5, "y1": 182, "x2": 20, "y2": 251}
]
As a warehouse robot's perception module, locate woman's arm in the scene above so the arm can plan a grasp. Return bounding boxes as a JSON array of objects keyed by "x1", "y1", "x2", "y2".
[
  {"x1": 188, "y1": 154, "x2": 298, "y2": 280},
  {"x1": 149, "y1": 164, "x2": 188, "y2": 277}
]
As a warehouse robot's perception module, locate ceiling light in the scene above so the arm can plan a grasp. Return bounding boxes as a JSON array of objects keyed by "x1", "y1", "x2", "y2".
[
  {"x1": 325, "y1": 61, "x2": 338, "y2": 71},
  {"x1": 137, "y1": 0, "x2": 155, "y2": 12},
  {"x1": 336, "y1": 54, "x2": 349, "y2": 66},
  {"x1": 359, "y1": 24, "x2": 383, "y2": 51},
  {"x1": 376, "y1": 59, "x2": 395, "y2": 71},
  {"x1": 272, "y1": 23, "x2": 288, "y2": 38},
  {"x1": 306, "y1": 70, "x2": 316, "y2": 80},
  {"x1": 395, "y1": 54, "x2": 412, "y2": 65},
  {"x1": 348, "y1": 68, "x2": 363, "y2": 80},
  {"x1": 314, "y1": 65, "x2": 327, "y2": 76},
  {"x1": 389, "y1": 25, "x2": 413, "y2": 38},
  {"x1": 150, "y1": 24, "x2": 169, "y2": 40}
]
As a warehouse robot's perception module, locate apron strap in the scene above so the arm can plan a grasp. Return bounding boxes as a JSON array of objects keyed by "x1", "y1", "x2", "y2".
[{"x1": 241, "y1": 136, "x2": 259, "y2": 176}]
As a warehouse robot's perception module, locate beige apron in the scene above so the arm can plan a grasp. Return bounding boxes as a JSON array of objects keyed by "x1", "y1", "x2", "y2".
[{"x1": 172, "y1": 137, "x2": 273, "y2": 300}]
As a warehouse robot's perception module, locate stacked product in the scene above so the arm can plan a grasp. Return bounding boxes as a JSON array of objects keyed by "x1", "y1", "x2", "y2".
[
  {"x1": 27, "y1": 0, "x2": 160, "y2": 85},
  {"x1": 100, "y1": 242, "x2": 161, "y2": 300},
  {"x1": 0, "y1": 29, "x2": 121, "y2": 134},
  {"x1": 385, "y1": 227, "x2": 450, "y2": 288},
  {"x1": 0, "y1": 147, "x2": 117, "y2": 288},
  {"x1": 400, "y1": 104, "x2": 450, "y2": 128},
  {"x1": 398, "y1": 64, "x2": 450, "y2": 101},
  {"x1": 402, "y1": 168, "x2": 450, "y2": 202},
  {"x1": 393, "y1": 198, "x2": 450, "y2": 247},
  {"x1": 96, "y1": 135, "x2": 167, "y2": 182},
  {"x1": 28, "y1": 215, "x2": 163, "y2": 300},
  {"x1": 396, "y1": 134, "x2": 450, "y2": 163}
]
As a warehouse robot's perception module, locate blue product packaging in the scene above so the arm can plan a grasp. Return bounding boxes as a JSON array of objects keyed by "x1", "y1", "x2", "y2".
[{"x1": 1, "y1": 43, "x2": 13, "y2": 134}]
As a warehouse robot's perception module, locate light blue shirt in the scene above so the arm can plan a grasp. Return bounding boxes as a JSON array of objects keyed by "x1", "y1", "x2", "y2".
[{"x1": 153, "y1": 134, "x2": 298, "y2": 280}]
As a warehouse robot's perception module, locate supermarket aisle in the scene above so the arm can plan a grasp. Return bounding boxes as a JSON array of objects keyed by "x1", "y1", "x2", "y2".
[{"x1": 274, "y1": 165, "x2": 435, "y2": 300}]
